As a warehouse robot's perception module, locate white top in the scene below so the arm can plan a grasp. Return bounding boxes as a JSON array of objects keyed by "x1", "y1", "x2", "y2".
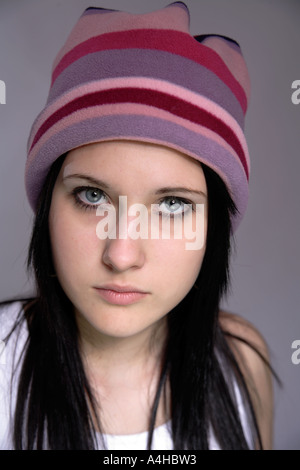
[
  {"x1": 0, "y1": 301, "x2": 251, "y2": 450},
  {"x1": 99, "y1": 420, "x2": 222, "y2": 450}
]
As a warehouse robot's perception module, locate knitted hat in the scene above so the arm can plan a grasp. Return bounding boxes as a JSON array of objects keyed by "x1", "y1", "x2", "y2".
[{"x1": 25, "y1": 1, "x2": 250, "y2": 230}]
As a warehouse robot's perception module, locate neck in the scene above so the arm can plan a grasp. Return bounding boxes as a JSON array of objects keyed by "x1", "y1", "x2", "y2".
[
  {"x1": 76, "y1": 312, "x2": 167, "y2": 384},
  {"x1": 75, "y1": 312, "x2": 170, "y2": 434}
]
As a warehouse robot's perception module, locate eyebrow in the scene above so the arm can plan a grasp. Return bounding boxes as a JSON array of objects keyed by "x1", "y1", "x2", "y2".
[
  {"x1": 155, "y1": 187, "x2": 207, "y2": 198},
  {"x1": 62, "y1": 174, "x2": 111, "y2": 189},
  {"x1": 63, "y1": 174, "x2": 207, "y2": 198}
]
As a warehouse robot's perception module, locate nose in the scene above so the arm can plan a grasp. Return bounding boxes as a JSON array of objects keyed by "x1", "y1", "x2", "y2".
[{"x1": 102, "y1": 235, "x2": 146, "y2": 272}]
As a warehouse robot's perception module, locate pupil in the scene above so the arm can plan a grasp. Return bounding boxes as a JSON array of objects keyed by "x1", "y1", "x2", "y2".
[
  {"x1": 87, "y1": 189, "x2": 99, "y2": 202},
  {"x1": 169, "y1": 198, "x2": 180, "y2": 211}
]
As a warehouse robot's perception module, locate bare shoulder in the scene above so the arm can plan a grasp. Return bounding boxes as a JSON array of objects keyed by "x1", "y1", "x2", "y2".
[
  {"x1": 219, "y1": 311, "x2": 274, "y2": 450},
  {"x1": 219, "y1": 310, "x2": 269, "y2": 358}
]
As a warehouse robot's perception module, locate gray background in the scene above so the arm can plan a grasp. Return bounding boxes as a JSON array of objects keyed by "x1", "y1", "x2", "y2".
[{"x1": 0, "y1": 0, "x2": 299, "y2": 450}]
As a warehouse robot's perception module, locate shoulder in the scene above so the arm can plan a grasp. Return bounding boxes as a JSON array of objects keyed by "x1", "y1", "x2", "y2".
[
  {"x1": 0, "y1": 299, "x2": 31, "y2": 368},
  {"x1": 219, "y1": 310, "x2": 269, "y2": 359},
  {"x1": 0, "y1": 300, "x2": 24, "y2": 335},
  {"x1": 219, "y1": 310, "x2": 274, "y2": 450},
  {"x1": 0, "y1": 300, "x2": 30, "y2": 449},
  {"x1": 0, "y1": 299, "x2": 30, "y2": 374}
]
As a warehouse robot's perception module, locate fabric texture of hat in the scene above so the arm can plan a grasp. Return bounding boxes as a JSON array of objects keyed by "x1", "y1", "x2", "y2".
[{"x1": 25, "y1": 1, "x2": 250, "y2": 230}]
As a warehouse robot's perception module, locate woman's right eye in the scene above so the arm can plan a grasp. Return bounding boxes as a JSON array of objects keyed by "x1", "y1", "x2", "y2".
[{"x1": 72, "y1": 187, "x2": 109, "y2": 210}]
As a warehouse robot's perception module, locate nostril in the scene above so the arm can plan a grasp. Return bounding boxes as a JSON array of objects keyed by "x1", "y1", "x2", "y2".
[{"x1": 101, "y1": 237, "x2": 145, "y2": 273}]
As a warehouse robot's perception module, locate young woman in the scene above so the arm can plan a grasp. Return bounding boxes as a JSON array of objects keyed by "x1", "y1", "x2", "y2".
[{"x1": 0, "y1": 2, "x2": 273, "y2": 450}]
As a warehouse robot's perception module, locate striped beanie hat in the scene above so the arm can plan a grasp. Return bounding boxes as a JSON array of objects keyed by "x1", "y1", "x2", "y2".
[{"x1": 25, "y1": 1, "x2": 250, "y2": 229}]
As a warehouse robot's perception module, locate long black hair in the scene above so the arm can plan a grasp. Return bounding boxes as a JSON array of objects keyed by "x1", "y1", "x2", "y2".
[{"x1": 10, "y1": 153, "x2": 263, "y2": 449}]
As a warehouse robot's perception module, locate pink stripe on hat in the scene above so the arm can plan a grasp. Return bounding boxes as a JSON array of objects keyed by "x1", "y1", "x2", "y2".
[
  {"x1": 28, "y1": 76, "x2": 249, "y2": 165},
  {"x1": 52, "y1": 4, "x2": 190, "y2": 70},
  {"x1": 27, "y1": 102, "x2": 246, "y2": 175},
  {"x1": 51, "y1": 30, "x2": 247, "y2": 113}
]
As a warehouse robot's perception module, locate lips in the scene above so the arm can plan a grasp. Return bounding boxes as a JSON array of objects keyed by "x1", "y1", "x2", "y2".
[
  {"x1": 94, "y1": 284, "x2": 149, "y2": 305},
  {"x1": 98, "y1": 284, "x2": 147, "y2": 293}
]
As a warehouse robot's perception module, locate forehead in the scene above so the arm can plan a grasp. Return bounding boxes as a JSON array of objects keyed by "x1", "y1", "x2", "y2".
[{"x1": 61, "y1": 140, "x2": 207, "y2": 193}]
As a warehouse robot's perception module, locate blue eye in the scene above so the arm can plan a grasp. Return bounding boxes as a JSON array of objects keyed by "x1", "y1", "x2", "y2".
[
  {"x1": 83, "y1": 188, "x2": 105, "y2": 204},
  {"x1": 73, "y1": 187, "x2": 108, "y2": 210},
  {"x1": 158, "y1": 197, "x2": 192, "y2": 217}
]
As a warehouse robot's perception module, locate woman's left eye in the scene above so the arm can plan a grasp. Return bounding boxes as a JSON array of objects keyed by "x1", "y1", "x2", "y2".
[
  {"x1": 73, "y1": 187, "x2": 108, "y2": 209},
  {"x1": 158, "y1": 197, "x2": 192, "y2": 216}
]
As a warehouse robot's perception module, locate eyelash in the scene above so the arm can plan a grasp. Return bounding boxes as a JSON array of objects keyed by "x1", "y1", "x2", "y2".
[
  {"x1": 71, "y1": 186, "x2": 108, "y2": 211},
  {"x1": 155, "y1": 196, "x2": 194, "y2": 219},
  {"x1": 71, "y1": 186, "x2": 195, "y2": 217}
]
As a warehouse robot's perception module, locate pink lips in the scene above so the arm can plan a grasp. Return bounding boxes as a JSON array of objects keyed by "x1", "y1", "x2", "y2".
[{"x1": 94, "y1": 284, "x2": 148, "y2": 305}]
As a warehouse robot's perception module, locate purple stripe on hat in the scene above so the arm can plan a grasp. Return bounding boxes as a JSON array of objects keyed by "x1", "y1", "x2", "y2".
[
  {"x1": 47, "y1": 49, "x2": 245, "y2": 128},
  {"x1": 26, "y1": 114, "x2": 248, "y2": 228}
]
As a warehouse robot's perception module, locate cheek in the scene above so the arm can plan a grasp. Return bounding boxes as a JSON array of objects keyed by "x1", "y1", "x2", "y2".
[
  {"x1": 150, "y1": 239, "x2": 205, "y2": 300},
  {"x1": 49, "y1": 200, "x2": 99, "y2": 278}
]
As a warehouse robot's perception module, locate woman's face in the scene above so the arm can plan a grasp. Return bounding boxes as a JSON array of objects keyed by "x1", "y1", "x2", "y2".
[{"x1": 49, "y1": 141, "x2": 207, "y2": 341}]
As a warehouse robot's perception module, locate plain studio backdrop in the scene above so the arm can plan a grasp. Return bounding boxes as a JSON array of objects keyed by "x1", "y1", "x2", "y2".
[{"x1": 0, "y1": 0, "x2": 299, "y2": 450}]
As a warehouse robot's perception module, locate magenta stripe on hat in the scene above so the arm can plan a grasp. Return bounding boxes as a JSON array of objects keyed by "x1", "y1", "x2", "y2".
[
  {"x1": 27, "y1": 103, "x2": 246, "y2": 176},
  {"x1": 199, "y1": 36, "x2": 251, "y2": 100},
  {"x1": 29, "y1": 87, "x2": 249, "y2": 180},
  {"x1": 51, "y1": 29, "x2": 247, "y2": 113},
  {"x1": 28, "y1": 77, "x2": 249, "y2": 161},
  {"x1": 48, "y1": 49, "x2": 245, "y2": 127},
  {"x1": 52, "y1": 3, "x2": 190, "y2": 69}
]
